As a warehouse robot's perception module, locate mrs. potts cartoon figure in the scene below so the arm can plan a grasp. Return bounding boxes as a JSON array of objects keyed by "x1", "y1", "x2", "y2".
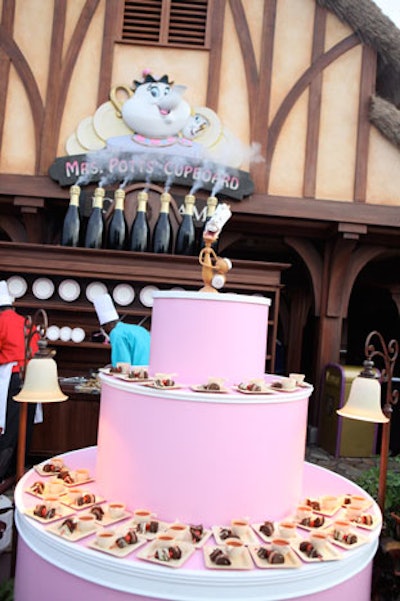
[
  {"x1": 106, "y1": 73, "x2": 204, "y2": 159},
  {"x1": 199, "y1": 203, "x2": 232, "y2": 293}
]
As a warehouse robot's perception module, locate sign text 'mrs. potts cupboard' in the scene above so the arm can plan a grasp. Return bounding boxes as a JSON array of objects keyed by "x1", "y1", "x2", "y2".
[{"x1": 48, "y1": 152, "x2": 254, "y2": 200}]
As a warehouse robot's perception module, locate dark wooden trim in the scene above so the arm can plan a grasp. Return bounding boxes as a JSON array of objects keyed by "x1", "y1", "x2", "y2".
[
  {"x1": 0, "y1": 0, "x2": 15, "y2": 157},
  {"x1": 38, "y1": 0, "x2": 101, "y2": 173},
  {"x1": 285, "y1": 236, "x2": 323, "y2": 315},
  {"x1": 354, "y1": 44, "x2": 377, "y2": 203},
  {"x1": 229, "y1": 0, "x2": 259, "y2": 130},
  {"x1": 303, "y1": 4, "x2": 326, "y2": 199},
  {"x1": 237, "y1": 193, "x2": 400, "y2": 228},
  {"x1": 250, "y1": 0, "x2": 276, "y2": 192},
  {"x1": 0, "y1": 241, "x2": 289, "y2": 290},
  {"x1": 97, "y1": 0, "x2": 120, "y2": 105},
  {"x1": 266, "y1": 34, "x2": 360, "y2": 189},
  {"x1": 2, "y1": 173, "x2": 400, "y2": 231},
  {"x1": 38, "y1": 0, "x2": 67, "y2": 173},
  {"x1": 205, "y1": 0, "x2": 225, "y2": 109},
  {"x1": 0, "y1": 24, "x2": 44, "y2": 166},
  {"x1": 0, "y1": 174, "x2": 69, "y2": 198}
]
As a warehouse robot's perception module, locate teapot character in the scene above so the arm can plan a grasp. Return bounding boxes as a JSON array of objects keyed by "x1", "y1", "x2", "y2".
[{"x1": 121, "y1": 74, "x2": 191, "y2": 139}]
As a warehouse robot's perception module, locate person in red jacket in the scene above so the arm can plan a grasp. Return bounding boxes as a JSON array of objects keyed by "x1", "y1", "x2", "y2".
[{"x1": 0, "y1": 281, "x2": 38, "y2": 481}]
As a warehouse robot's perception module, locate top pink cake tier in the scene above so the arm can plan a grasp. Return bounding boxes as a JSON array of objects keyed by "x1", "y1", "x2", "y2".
[{"x1": 149, "y1": 291, "x2": 271, "y2": 385}]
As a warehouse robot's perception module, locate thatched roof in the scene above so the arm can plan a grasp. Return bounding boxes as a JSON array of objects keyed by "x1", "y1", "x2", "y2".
[
  {"x1": 317, "y1": 0, "x2": 400, "y2": 144},
  {"x1": 370, "y1": 95, "x2": 400, "y2": 148},
  {"x1": 316, "y1": 0, "x2": 400, "y2": 69}
]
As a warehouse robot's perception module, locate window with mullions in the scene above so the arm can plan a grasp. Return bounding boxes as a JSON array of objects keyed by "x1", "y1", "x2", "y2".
[{"x1": 121, "y1": 0, "x2": 211, "y2": 48}]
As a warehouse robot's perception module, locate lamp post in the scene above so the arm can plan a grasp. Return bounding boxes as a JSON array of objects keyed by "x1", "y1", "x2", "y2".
[
  {"x1": 337, "y1": 330, "x2": 398, "y2": 513},
  {"x1": 13, "y1": 309, "x2": 68, "y2": 481}
]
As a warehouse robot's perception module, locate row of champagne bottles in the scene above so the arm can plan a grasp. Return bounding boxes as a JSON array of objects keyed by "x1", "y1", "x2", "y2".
[{"x1": 61, "y1": 185, "x2": 218, "y2": 255}]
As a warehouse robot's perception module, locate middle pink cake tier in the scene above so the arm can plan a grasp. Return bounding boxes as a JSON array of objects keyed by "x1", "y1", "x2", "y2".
[{"x1": 96, "y1": 378, "x2": 312, "y2": 526}]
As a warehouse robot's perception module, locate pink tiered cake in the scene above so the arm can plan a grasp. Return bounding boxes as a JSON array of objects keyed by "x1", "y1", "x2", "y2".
[{"x1": 96, "y1": 291, "x2": 312, "y2": 526}]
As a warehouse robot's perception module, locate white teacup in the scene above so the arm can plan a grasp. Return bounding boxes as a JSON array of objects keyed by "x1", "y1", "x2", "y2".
[
  {"x1": 77, "y1": 515, "x2": 96, "y2": 532},
  {"x1": 108, "y1": 503, "x2": 126, "y2": 519},
  {"x1": 68, "y1": 488, "x2": 83, "y2": 502},
  {"x1": 154, "y1": 533, "x2": 175, "y2": 549},
  {"x1": 225, "y1": 537, "x2": 245, "y2": 559},
  {"x1": 96, "y1": 529, "x2": 116, "y2": 549},
  {"x1": 278, "y1": 521, "x2": 297, "y2": 539},
  {"x1": 73, "y1": 468, "x2": 90, "y2": 483},
  {"x1": 166, "y1": 522, "x2": 192, "y2": 542},
  {"x1": 47, "y1": 478, "x2": 65, "y2": 496},
  {"x1": 345, "y1": 504, "x2": 363, "y2": 520},
  {"x1": 280, "y1": 377, "x2": 297, "y2": 390},
  {"x1": 231, "y1": 518, "x2": 250, "y2": 538},
  {"x1": 350, "y1": 495, "x2": 370, "y2": 510},
  {"x1": 289, "y1": 373, "x2": 305, "y2": 385},
  {"x1": 310, "y1": 531, "x2": 329, "y2": 552},
  {"x1": 321, "y1": 495, "x2": 337, "y2": 512},
  {"x1": 296, "y1": 505, "x2": 313, "y2": 521},
  {"x1": 333, "y1": 519, "x2": 351, "y2": 537},
  {"x1": 271, "y1": 538, "x2": 291, "y2": 556},
  {"x1": 43, "y1": 496, "x2": 60, "y2": 512},
  {"x1": 133, "y1": 508, "x2": 153, "y2": 524}
]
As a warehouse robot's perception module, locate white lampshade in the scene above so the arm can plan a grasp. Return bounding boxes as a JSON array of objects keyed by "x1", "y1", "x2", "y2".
[
  {"x1": 13, "y1": 357, "x2": 68, "y2": 403},
  {"x1": 337, "y1": 376, "x2": 388, "y2": 423}
]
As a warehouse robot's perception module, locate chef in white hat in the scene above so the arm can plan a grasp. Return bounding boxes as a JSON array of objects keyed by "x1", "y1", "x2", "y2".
[
  {"x1": 93, "y1": 293, "x2": 150, "y2": 367},
  {"x1": 0, "y1": 281, "x2": 39, "y2": 481}
]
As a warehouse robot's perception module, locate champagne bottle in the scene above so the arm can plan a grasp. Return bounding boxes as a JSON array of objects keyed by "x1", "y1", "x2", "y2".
[
  {"x1": 130, "y1": 191, "x2": 150, "y2": 252},
  {"x1": 200, "y1": 195, "x2": 218, "y2": 251},
  {"x1": 61, "y1": 185, "x2": 81, "y2": 247},
  {"x1": 107, "y1": 188, "x2": 128, "y2": 250},
  {"x1": 152, "y1": 192, "x2": 173, "y2": 254},
  {"x1": 84, "y1": 187, "x2": 105, "y2": 249},
  {"x1": 175, "y1": 194, "x2": 196, "y2": 255}
]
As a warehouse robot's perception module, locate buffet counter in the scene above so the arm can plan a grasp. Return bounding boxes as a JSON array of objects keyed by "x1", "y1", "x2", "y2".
[{"x1": 14, "y1": 446, "x2": 379, "y2": 601}]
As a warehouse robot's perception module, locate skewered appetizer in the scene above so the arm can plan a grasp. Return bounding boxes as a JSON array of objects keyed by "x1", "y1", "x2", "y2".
[
  {"x1": 190, "y1": 524, "x2": 204, "y2": 543},
  {"x1": 76, "y1": 493, "x2": 96, "y2": 506},
  {"x1": 115, "y1": 529, "x2": 138, "y2": 548},
  {"x1": 31, "y1": 481, "x2": 45, "y2": 495},
  {"x1": 259, "y1": 520, "x2": 275, "y2": 537},
  {"x1": 154, "y1": 545, "x2": 182, "y2": 562},
  {"x1": 209, "y1": 548, "x2": 231, "y2": 565},
  {"x1": 33, "y1": 504, "x2": 56, "y2": 519},
  {"x1": 299, "y1": 540, "x2": 322, "y2": 559},
  {"x1": 257, "y1": 546, "x2": 285, "y2": 564},
  {"x1": 299, "y1": 515, "x2": 325, "y2": 528}
]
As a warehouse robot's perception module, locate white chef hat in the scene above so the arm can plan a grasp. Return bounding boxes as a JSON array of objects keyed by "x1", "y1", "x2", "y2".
[
  {"x1": 93, "y1": 293, "x2": 119, "y2": 325},
  {"x1": 0, "y1": 280, "x2": 14, "y2": 307}
]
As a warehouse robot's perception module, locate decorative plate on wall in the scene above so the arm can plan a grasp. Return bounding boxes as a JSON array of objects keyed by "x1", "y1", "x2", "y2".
[
  {"x1": 58, "y1": 279, "x2": 81, "y2": 302},
  {"x1": 86, "y1": 282, "x2": 108, "y2": 302},
  {"x1": 32, "y1": 278, "x2": 55, "y2": 300},
  {"x1": 7, "y1": 276, "x2": 27, "y2": 298},
  {"x1": 139, "y1": 285, "x2": 159, "y2": 308},
  {"x1": 112, "y1": 284, "x2": 135, "y2": 306}
]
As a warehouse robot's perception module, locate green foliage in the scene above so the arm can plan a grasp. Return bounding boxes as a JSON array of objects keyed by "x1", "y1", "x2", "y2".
[
  {"x1": 0, "y1": 578, "x2": 13, "y2": 601},
  {"x1": 355, "y1": 456, "x2": 400, "y2": 512},
  {"x1": 355, "y1": 456, "x2": 400, "y2": 539}
]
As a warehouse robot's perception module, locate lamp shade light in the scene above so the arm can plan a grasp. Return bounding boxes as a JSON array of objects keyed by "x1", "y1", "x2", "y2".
[
  {"x1": 337, "y1": 375, "x2": 388, "y2": 423},
  {"x1": 13, "y1": 357, "x2": 68, "y2": 403}
]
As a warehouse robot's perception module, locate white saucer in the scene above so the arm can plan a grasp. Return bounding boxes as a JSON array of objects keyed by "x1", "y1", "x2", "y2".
[
  {"x1": 86, "y1": 281, "x2": 108, "y2": 302},
  {"x1": 139, "y1": 285, "x2": 159, "y2": 308},
  {"x1": 7, "y1": 276, "x2": 27, "y2": 298},
  {"x1": 59, "y1": 327, "x2": 72, "y2": 342},
  {"x1": 113, "y1": 284, "x2": 135, "y2": 306},
  {"x1": 71, "y1": 328, "x2": 85, "y2": 343},
  {"x1": 58, "y1": 279, "x2": 81, "y2": 302},
  {"x1": 32, "y1": 278, "x2": 55, "y2": 300},
  {"x1": 46, "y1": 326, "x2": 60, "y2": 341}
]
